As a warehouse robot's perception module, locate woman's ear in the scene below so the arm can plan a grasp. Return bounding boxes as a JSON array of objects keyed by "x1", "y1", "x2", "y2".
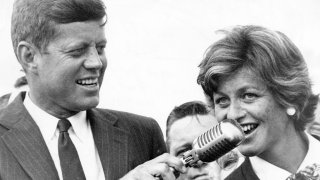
[{"x1": 16, "y1": 41, "x2": 38, "y2": 74}]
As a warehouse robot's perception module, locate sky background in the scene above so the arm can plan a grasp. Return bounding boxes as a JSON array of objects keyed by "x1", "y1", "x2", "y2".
[{"x1": 1, "y1": 0, "x2": 319, "y2": 136}]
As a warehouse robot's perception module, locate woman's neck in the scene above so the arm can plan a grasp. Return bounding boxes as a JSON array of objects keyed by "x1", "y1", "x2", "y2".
[{"x1": 259, "y1": 130, "x2": 308, "y2": 173}]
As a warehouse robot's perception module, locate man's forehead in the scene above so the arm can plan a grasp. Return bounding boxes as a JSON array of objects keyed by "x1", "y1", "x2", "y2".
[
  {"x1": 171, "y1": 114, "x2": 217, "y2": 130},
  {"x1": 168, "y1": 115, "x2": 216, "y2": 151},
  {"x1": 50, "y1": 20, "x2": 106, "y2": 45},
  {"x1": 168, "y1": 114, "x2": 217, "y2": 141}
]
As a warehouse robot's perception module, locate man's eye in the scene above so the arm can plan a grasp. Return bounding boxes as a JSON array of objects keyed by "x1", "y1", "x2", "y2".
[
  {"x1": 69, "y1": 48, "x2": 87, "y2": 57},
  {"x1": 176, "y1": 149, "x2": 189, "y2": 158},
  {"x1": 96, "y1": 45, "x2": 105, "y2": 55}
]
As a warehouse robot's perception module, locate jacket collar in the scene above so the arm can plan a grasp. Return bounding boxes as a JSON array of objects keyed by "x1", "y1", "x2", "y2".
[
  {"x1": 0, "y1": 92, "x2": 130, "y2": 179},
  {"x1": 88, "y1": 108, "x2": 130, "y2": 179},
  {"x1": 0, "y1": 92, "x2": 59, "y2": 179}
]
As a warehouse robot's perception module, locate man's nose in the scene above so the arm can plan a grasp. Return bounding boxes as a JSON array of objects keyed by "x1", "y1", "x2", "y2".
[{"x1": 83, "y1": 48, "x2": 103, "y2": 69}]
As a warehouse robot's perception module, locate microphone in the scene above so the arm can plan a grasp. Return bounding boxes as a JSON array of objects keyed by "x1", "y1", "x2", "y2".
[
  {"x1": 181, "y1": 119, "x2": 245, "y2": 167},
  {"x1": 155, "y1": 119, "x2": 244, "y2": 180}
]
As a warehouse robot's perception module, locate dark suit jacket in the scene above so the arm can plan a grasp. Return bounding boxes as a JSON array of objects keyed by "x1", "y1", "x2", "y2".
[
  {"x1": 225, "y1": 157, "x2": 260, "y2": 180},
  {"x1": 0, "y1": 92, "x2": 166, "y2": 180}
]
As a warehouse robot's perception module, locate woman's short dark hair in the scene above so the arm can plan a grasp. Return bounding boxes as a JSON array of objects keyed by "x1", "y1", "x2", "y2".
[{"x1": 197, "y1": 25, "x2": 317, "y2": 130}]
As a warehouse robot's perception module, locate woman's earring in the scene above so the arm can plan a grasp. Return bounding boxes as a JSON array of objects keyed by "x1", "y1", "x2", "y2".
[{"x1": 286, "y1": 107, "x2": 296, "y2": 116}]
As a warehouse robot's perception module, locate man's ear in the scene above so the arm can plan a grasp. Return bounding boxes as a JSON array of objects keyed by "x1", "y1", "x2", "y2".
[{"x1": 16, "y1": 41, "x2": 39, "y2": 74}]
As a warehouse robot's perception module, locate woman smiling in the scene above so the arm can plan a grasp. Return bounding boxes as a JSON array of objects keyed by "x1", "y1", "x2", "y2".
[{"x1": 197, "y1": 25, "x2": 320, "y2": 180}]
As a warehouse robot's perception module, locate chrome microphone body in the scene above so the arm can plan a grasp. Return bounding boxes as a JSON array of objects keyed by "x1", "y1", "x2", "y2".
[{"x1": 181, "y1": 119, "x2": 245, "y2": 167}]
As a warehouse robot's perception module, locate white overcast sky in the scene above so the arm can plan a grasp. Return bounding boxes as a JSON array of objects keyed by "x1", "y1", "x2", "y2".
[{"x1": 1, "y1": 0, "x2": 319, "y2": 135}]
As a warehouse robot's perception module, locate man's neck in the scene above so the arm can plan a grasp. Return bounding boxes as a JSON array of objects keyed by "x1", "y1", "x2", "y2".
[{"x1": 28, "y1": 91, "x2": 79, "y2": 119}]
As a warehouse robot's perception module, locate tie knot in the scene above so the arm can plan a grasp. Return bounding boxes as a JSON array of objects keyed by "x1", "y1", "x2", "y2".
[{"x1": 58, "y1": 119, "x2": 72, "y2": 132}]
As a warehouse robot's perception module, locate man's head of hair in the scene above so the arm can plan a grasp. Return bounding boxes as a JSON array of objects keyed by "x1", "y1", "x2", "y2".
[
  {"x1": 11, "y1": 0, "x2": 106, "y2": 57},
  {"x1": 166, "y1": 101, "x2": 211, "y2": 146}
]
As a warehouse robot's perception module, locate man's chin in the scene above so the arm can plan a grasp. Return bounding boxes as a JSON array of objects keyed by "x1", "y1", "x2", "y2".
[
  {"x1": 83, "y1": 101, "x2": 99, "y2": 110},
  {"x1": 73, "y1": 99, "x2": 100, "y2": 111}
]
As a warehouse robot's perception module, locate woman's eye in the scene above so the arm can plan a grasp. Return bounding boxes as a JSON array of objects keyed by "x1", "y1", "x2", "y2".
[
  {"x1": 215, "y1": 97, "x2": 230, "y2": 108},
  {"x1": 243, "y1": 93, "x2": 258, "y2": 101}
]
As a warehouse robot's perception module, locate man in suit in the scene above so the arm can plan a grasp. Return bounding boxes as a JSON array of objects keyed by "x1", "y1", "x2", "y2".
[{"x1": 0, "y1": 0, "x2": 185, "y2": 179}]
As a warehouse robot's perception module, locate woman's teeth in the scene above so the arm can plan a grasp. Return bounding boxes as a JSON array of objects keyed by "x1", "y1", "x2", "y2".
[{"x1": 241, "y1": 124, "x2": 258, "y2": 135}]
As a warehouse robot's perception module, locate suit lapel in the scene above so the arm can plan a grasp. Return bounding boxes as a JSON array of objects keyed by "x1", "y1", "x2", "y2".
[
  {"x1": 242, "y1": 158, "x2": 260, "y2": 180},
  {"x1": 0, "y1": 92, "x2": 59, "y2": 179},
  {"x1": 88, "y1": 109, "x2": 129, "y2": 180}
]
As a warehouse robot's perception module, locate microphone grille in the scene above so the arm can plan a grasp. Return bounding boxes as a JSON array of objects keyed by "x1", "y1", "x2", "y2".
[
  {"x1": 193, "y1": 119, "x2": 244, "y2": 162},
  {"x1": 200, "y1": 138, "x2": 237, "y2": 162},
  {"x1": 197, "y1": 123, "x2": 223, "y2": 148}
]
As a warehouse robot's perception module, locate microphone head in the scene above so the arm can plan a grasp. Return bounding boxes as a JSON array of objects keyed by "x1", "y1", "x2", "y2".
[{"x1": 182, "y1": 119, "x2": 244, "y2": 167}]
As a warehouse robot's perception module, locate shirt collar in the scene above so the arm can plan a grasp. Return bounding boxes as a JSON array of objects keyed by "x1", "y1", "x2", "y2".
[
  {"x1": 250, "y1": 133, "x2": 320, "y2": 180},
  {"x1": 250, "y1": 156, "x2": 291, "y2": 180},
  {"x1": 68, "y1": 111, "x2": 88, "y2": 142},
  {"x1": 23, "y1": 92, "x2": 88, "y2": 142}
]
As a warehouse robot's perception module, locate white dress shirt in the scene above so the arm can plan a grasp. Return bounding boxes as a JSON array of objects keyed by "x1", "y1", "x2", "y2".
[
  {"x1": 250, "y1": 133, "x2": 320, "y2": 180},
  {"x1": 24, "y1": 93, "x2": 105, "y2": 180}
]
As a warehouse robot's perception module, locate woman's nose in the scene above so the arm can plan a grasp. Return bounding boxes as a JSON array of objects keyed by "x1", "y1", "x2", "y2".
[{"x1": 226, "y1": 102, "x2": 246, "y2": 121}]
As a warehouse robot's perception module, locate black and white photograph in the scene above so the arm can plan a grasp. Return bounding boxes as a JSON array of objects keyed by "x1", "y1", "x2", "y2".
[{"x1": 0, "y1": 0, "x2": 319, "y2": 179}]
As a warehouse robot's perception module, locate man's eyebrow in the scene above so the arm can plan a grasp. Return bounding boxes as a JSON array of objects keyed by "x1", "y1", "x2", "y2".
[
  {"x1": 72, "y1": 43, "x2": 90, "y2": 49},
  {"x1": 97, "y1": 39, "x2": 107, "y2": 44},
  {"x1": 58, "y1": 42, "x2": 89, "y2": 53}
]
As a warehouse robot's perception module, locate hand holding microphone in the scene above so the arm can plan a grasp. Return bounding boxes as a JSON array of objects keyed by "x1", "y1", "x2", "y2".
[
  {"x1": 156, "y1": 119, "x2": 245, "y2": 179},
  {"x1": 158, "y1": 119, "x2": 244, "y2": 179},
  {"x1": 120, "y1": 153, "x2": 186, "y2": 180},
  {"x1": 121, "y1": 119, "x2": 244, "y2": 180}
]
